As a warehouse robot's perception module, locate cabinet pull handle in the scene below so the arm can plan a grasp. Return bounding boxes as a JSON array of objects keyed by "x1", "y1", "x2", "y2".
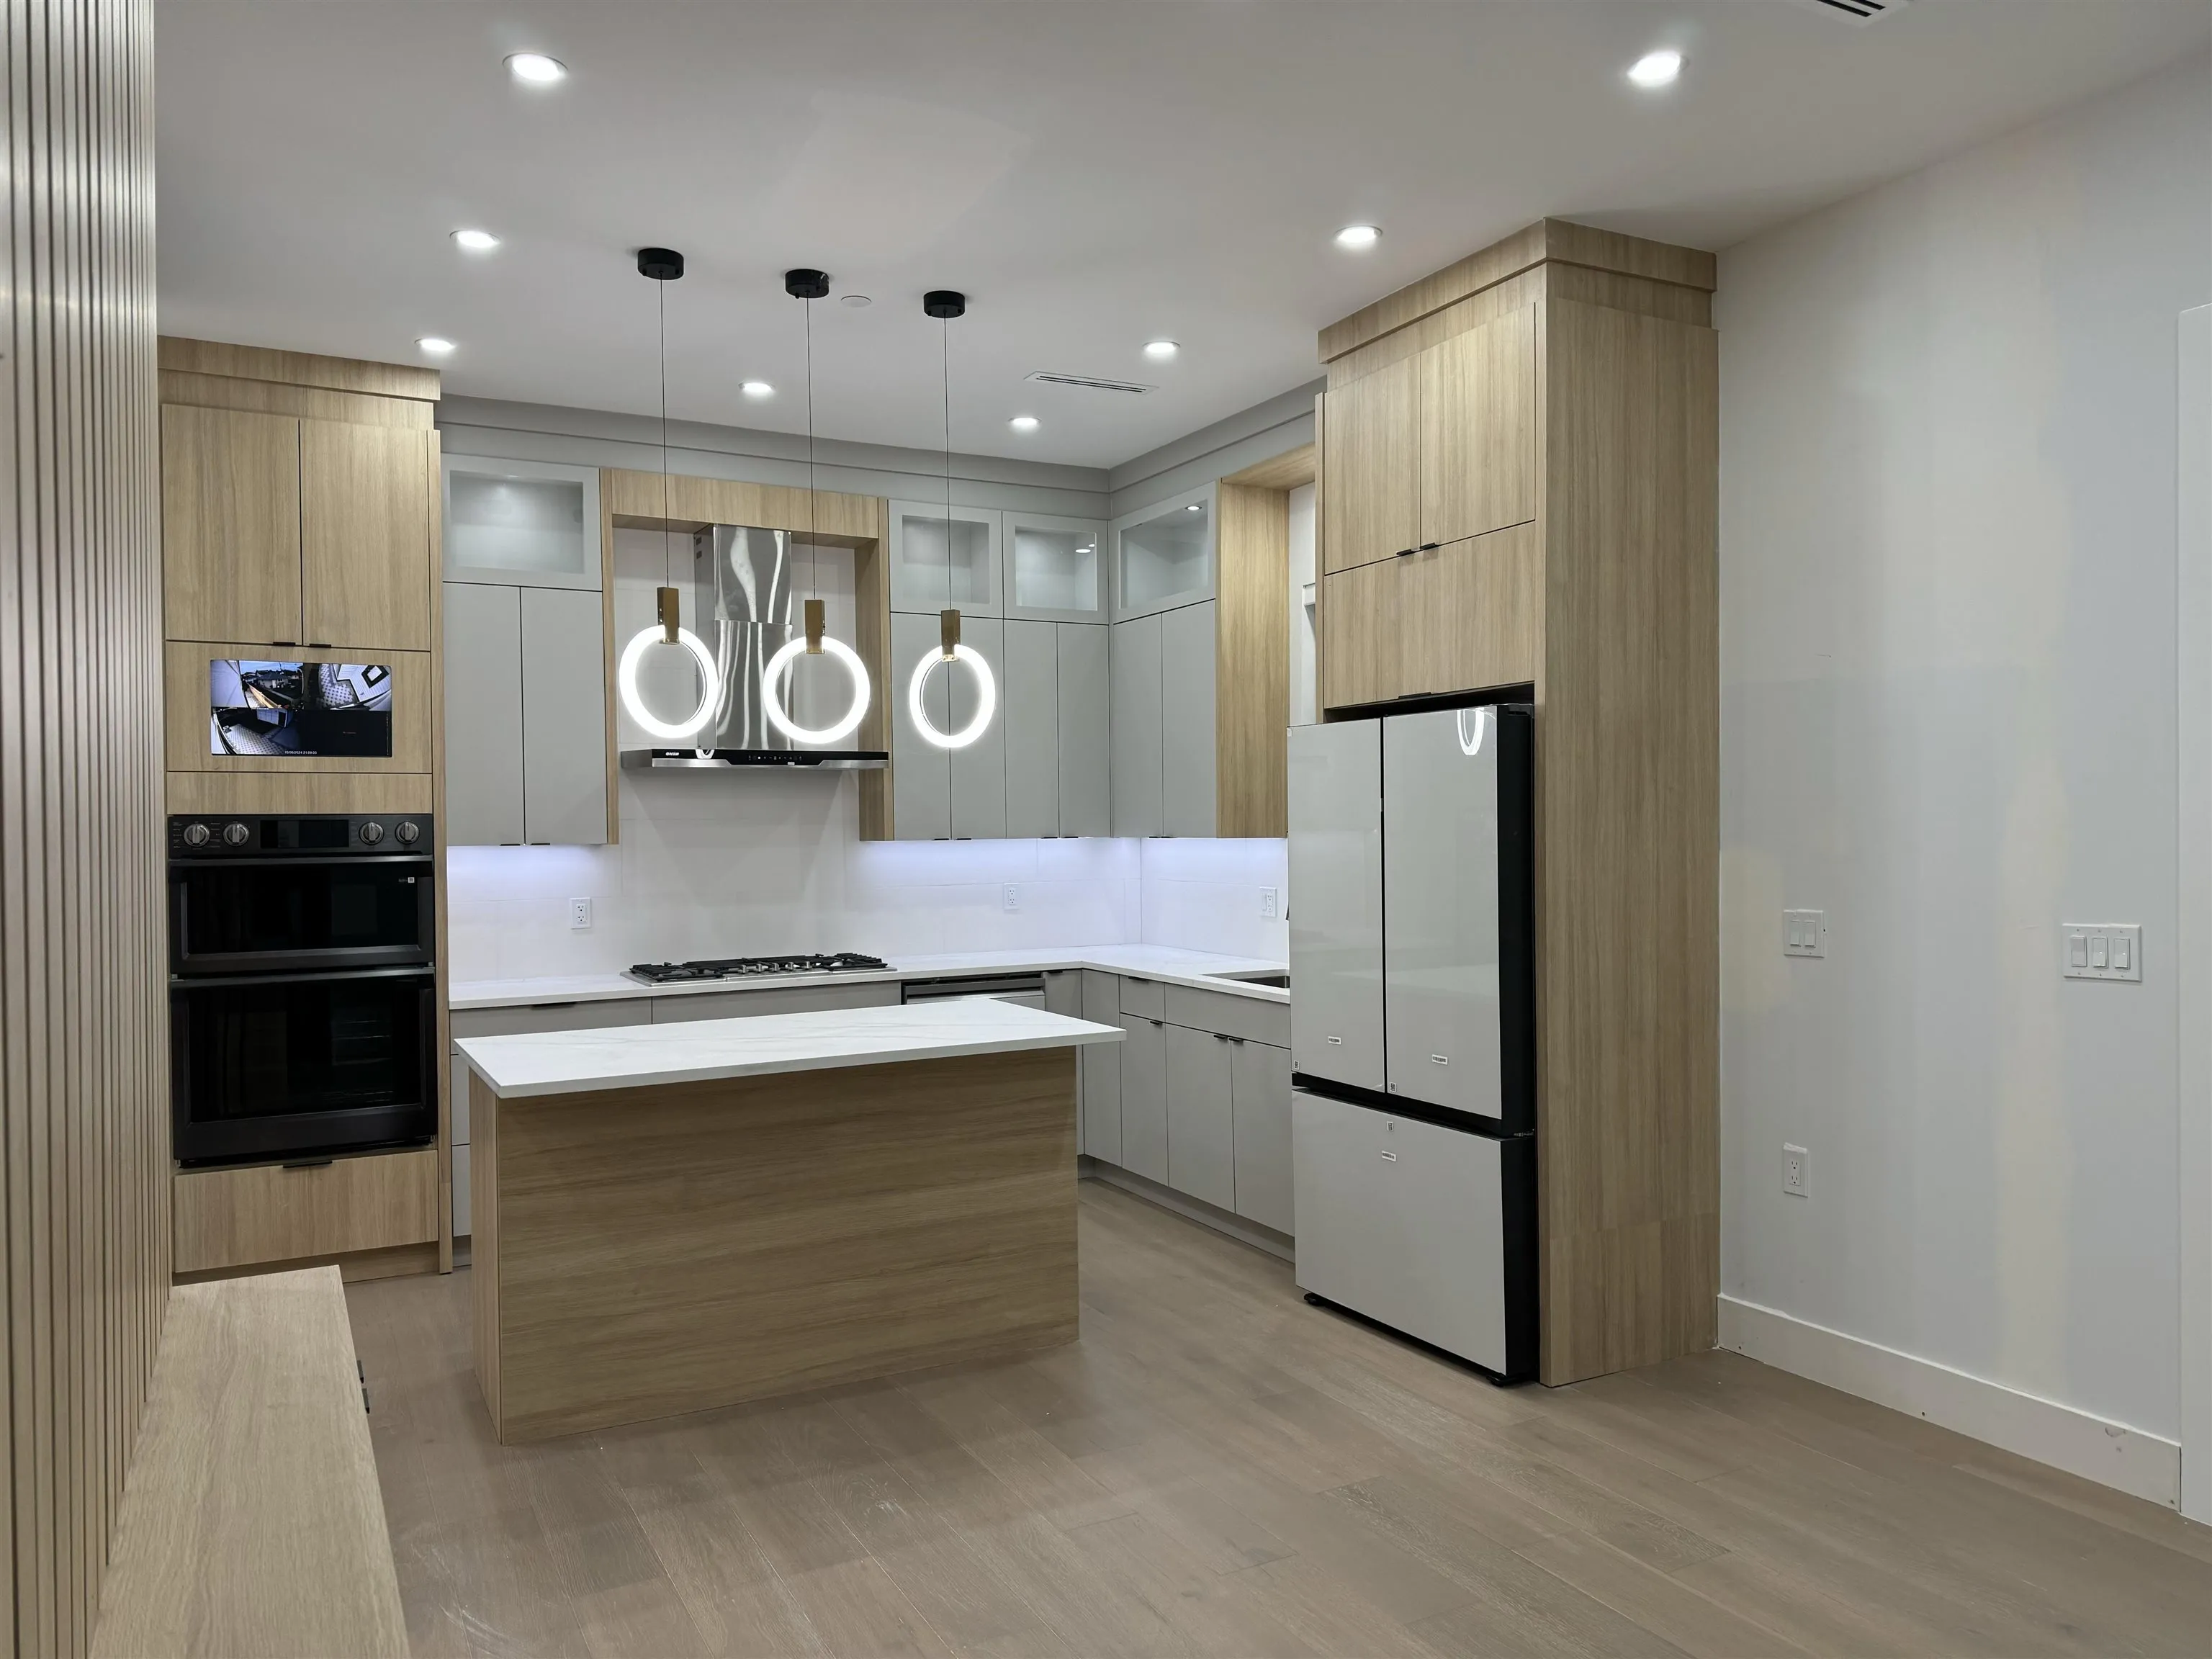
[
  {"x1": 1394, "y1": 547, "x2": 1416, "y2": 558},
  {"x1": 1326, "y1": 1035, "x2": 1343, "y2": 1045},
  {"x1": 1419, "y1": 542, "x2": 1439, "y2": 552},
  {"x1": 282, "y1": 1159, "x2": 333, "y2": 1172},
  {"x1": 1430, "y1": 1054, "x2": 1449, "y2": 1066}
]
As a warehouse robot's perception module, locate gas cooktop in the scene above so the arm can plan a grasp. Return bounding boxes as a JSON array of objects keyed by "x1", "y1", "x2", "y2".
[{"x1": 625, "y1": 953, "x2": 891, "y2": 986}]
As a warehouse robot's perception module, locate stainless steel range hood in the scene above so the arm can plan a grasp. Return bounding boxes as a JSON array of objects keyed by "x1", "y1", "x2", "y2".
[{"x1": 620, "y1": 523, "x2": 888, "y2": 772}]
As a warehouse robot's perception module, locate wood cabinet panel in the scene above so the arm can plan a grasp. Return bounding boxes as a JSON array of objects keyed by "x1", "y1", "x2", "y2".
[
  {"x1": 302, "y1": 421, "x2": 433, "y2": 650},
  {"x1": 1403, "y1": 523, "x2": 1544, "y2": 698},
  {"x1": 162, "y1": 405, "x2": 302, "y2": 644},
  {"x1": 167, "y1": 641, "x2": 434, "y2": 774},
  {"x1": 1421, "y1": 306, "x2": 1536, "y2": 547},
  {"x1": 603, "y1": 469, "x2": 881, "y2": 543},
  {"x1": 1318, "y1": 559, "x2": 1404, "y2": 709},
  {"x1": 173, "y1": 1148, "x2": 437, "y2": 1274},
  {"x1": 1322, "y1": 356, "x2": 1419, "y2": 573}
]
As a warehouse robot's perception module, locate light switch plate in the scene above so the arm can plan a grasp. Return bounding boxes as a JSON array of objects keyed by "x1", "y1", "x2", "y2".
[
  {"x1": 1782, "y1": 1143, "x2": 1811, "y2": 1197},
  {"x1": 1784, "y1": 909, "x2": 1827, "y2": 958},
  {"x1": 567, "y1": 896, "x2": 593, "y2": 931},
  {"x1": 1260, "y1": 886, "x2": 1280, "y2": 920},
  {"x1": 1002, "y1": 883, "x2": 1021, "y2": 913},
  {"x1": 2062, "y1": 922, "x2": 2141, "y2": 981}
]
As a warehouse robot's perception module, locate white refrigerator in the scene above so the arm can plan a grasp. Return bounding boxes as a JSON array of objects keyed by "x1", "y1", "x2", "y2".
[{"x1": 1287, "y1": 703, "x2": 1538, "y2": 1381}]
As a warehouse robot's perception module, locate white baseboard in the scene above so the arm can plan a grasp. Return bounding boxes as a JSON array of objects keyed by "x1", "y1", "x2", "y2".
[{"x1": 1719, "y1": 1295, "x2": 2180, "y2": 1509}]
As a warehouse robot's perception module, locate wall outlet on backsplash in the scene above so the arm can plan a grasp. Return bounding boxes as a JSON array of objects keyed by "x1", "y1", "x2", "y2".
[
  {"x1": 567, "y1": 896, "x2": 593, "y2": 931},
  {"x1": 1260, "y1": 887, "x2": 1279, "y2": 920},
  {"x1": 1002, "y1": 883, "x2": 1021, "y2": 913}
]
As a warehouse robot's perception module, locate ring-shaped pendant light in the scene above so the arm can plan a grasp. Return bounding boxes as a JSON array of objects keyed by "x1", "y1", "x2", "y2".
[
  {"x1": 616, "y1": 246, "x2": 724, "y2": 746},
  {"x1": 762, "y1": 635, "x2": 871, "y2": 745},
  {"x1": 1456, "y1": 706, "x2": 1489, "y2": 757},
  {"x1": 906, "y1": 643, "x2": 997, "y2": 750},
  {"x1": 619, "y1": 625, "x2": 719, "y2": 741}
]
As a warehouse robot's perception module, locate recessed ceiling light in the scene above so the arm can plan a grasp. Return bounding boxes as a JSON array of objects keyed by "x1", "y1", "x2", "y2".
[
  {"x1": 506, "y1": 52, "x2": 567, "y2": 85},
  {"x1": 741, "y1": 380, "x2": 773, "y2": 398},
  {"x1": 840, "y1": 295, "x2": 871, "y2": 308},
  {"x1": 1185, "y1": 503, "x2": 1202, "y2": 513},
  {"x1": 451, "y1": 228, "x2": 500, "y2": 252},
  {"x1": 416, "y1": 337, "x2": 456, "y2": 356},
  {"x1": 1143, "y1": 339, "x2": 1179, "y2": 361},
  {"x1": 1628, "y1": 49, "x2": 1683, "y2": 88},
  {"x1": 1334, "y1": 224, "x2": 1380, "y2": 251},
  {"x1": 1009, "y1": 415, "x2": 1040, "y2": 433}
]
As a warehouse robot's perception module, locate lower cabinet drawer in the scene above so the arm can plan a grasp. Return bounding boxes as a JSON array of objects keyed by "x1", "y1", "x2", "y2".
[
  {"x1": 652, "y1": 981, "x2": 902, "y2": 1022},
  {"x1": 451, "y1": 999, "x2": 651, "y2": 1040},
  {"x1": 174, "y1": 1146, "x2": 439, "y2": 1274}
]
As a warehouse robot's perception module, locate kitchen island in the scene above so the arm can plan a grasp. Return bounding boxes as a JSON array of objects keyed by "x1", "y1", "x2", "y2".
[{"x1": 458, "y1": 998, "x2": 1122, "y2": 1442}]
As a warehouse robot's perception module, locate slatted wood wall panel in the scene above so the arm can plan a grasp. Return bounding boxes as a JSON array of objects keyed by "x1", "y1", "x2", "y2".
[{"x1": 1, "y1": 3, "x2": 165, "y2": 1656}]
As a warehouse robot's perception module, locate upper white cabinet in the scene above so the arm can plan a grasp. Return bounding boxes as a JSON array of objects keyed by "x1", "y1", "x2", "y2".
[
  {"x1": 1005, "y1": 511, "x2": 1107, "y2": 624},
  {"x1": 1110, "y1": 613, "x2": 1163, "y2": 837},
  {"x1": 442, "y1": 583, "x2": 608, "y2": 845},
  {"x1": 889, "y1": 500, "x2": 1002, "y2": 617},
  {"x1": 441, "y1": 457, "x2": 601, "y2": 590},
  {"x1": 1112, "y1": 484, "x2": 1215, "y2": 620}
]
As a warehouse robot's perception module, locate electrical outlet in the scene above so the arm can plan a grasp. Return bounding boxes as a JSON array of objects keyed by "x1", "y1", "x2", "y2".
[
  {"x1": 1002, "y1": 883, "x2": 1021, "y2": 913},
  {"x1": 2062, "y1": 922, "x2": 2141, "y2": 982},
  {"x1": 1260, "y1": 886, "x2": 1280, "y2": 920},
  {"x1": 567, "y1": 896, "x2": 592, "y2": 931},
  {"x1": 1784, "y1": 909, "x2": 1827, "y2": 958},
  {"x1": 1782, "y1": 1143, "x2": 1811, "y2": 1197}
]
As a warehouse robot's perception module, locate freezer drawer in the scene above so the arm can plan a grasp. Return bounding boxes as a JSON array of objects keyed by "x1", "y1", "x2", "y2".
[
  {"x1": 1288, "y1": 719, "x2": 1385, "y2": 1092},
  {"x1": 1292, "y1": 1089, "x2": 1536, "y2": 1380}
]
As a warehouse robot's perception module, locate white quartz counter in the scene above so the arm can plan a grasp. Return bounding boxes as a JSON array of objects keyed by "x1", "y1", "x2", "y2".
[
  {"x1": 449, "y1": 945, "x2": 1287, "y2": 1013},
  {"x1": 457, "y1": 995, "x2": 1125, "y2": 1100}
]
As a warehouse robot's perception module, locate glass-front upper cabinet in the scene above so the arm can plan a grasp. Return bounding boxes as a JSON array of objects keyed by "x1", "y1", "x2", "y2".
[
  {"x1": 1112, "y1": 483, "x2": 1215, "y2": 620},
  {"x1": 889, "y1": 500, "x2": 1002, "y2": 616},
  {"x1": 1004, "y1": 512, "x2": 1106, "y2": 624},
  {"x1": 441, "y1": 455, "x2": 603, "y2": 590}
]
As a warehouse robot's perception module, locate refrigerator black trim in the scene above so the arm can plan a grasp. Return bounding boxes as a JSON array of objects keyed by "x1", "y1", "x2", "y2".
[
  {"x1": 1291, "y1": 1071, "x2": 1524, "y2": 1136},
  {"x1": 1495, "y1": 703, "x2": 1537, "y2": 1138},
  {"x1": 1498, "y1": 1133, "x2": 1540, "y2": 1382}
]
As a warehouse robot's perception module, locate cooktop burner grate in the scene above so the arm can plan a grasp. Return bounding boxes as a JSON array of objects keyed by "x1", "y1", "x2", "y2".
[{"x1": 625, "y1": 952, "x2": 890, "y2": 986}]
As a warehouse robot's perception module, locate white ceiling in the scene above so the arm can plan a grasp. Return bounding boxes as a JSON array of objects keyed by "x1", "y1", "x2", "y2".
[{"x1": 156, "y1": 1, "x2": 2210, "y2": 470}]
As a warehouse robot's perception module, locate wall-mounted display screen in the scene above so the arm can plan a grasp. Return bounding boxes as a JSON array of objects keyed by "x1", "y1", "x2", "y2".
[{"x1": 210, "y1": 660, "x2": 393, "y2": 757}]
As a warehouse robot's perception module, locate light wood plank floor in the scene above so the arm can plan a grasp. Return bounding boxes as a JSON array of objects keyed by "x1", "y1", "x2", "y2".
[{"x1": 349, "y1": 1180, "x2": 2211, "y2": 1658}]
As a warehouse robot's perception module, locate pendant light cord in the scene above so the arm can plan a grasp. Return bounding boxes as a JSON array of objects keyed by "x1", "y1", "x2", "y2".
[
  {"x1": 658, "y1": 274, "x2": 673, "y2": 588},
  {"x1": 942, "y1": 313, "x2": 952, "y2": 524},
  {"x1": 806, "y1": 285, "x2": 819, "y2": 600}
]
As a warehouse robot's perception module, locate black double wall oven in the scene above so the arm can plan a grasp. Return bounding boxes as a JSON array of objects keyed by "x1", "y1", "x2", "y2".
[{"x1": 169, "y1": 813, "x2": 437, "y2": 1166}]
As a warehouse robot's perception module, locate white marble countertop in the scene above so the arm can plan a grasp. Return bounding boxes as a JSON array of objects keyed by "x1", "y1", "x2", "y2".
[
  {"x1": 449, "y1": 945, "x2": 1288, "y2": 1013},
  {"x1": 458, "y1": 996, "x2": 1125, "y2": 1100}
]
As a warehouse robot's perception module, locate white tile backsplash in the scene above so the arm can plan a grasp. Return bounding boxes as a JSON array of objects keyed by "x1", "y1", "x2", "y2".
[{"x1": 447, "y1": 771, "x2": 1282, "y2": 980}]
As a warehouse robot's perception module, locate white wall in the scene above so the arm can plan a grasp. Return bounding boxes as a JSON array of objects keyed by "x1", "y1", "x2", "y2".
[{"x1": 1718, "y1": 52, "x2": 2210, "y2": 1495}]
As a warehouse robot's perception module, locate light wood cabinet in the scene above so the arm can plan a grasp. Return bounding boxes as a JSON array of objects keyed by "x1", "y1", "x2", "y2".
[
  {"x1": 162, "y1": 405, "x2": 303, "y2": 644},
  {"x1": 1314, "y1": 218, "x2": 1720, "y2": 1385},
  {"x1": 302, "y1": 422, "x2": 433, "y2": 649},
  {"x1": 1322, "y1": 356, "x2": 1419, "y2": 574},
  {"x1": 1319, "y1": 522, "x2": 1543, "y2": 709},
  {"x1": 1419, "y1": 307, "x2": 1536, "y2": 547},
  {"x1": 173, "y1": 1148, "x2": 438, "y2": 1275}
]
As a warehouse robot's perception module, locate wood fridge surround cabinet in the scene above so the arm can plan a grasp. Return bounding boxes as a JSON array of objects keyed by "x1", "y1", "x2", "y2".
[
  {"x1": 469, "y1": 1048, "x2": 1079, "y2": 1442},
  {"x1": 1315, "y1": 220, "x2": 1720, "y2": 1387},
  {"x1": 600, "y1": 467, "x2": 893, "y2": 841},
  {"x1": 158, "y1": 337, "x2": 454, "y2": 1282}
]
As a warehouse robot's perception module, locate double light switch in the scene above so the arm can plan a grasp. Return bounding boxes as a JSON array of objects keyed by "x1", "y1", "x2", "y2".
[{"x1": 2063, "y1": 923, "x2": 2142, "y2": 982}]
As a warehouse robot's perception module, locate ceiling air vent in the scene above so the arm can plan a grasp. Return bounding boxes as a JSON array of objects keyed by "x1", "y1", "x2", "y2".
[
  {"x1": 1796, "y1": 0, "x2": 1909, "y2": 21},
  {"x1": 1025, "y1": 371, "x2": 1153, "y2": 395}
]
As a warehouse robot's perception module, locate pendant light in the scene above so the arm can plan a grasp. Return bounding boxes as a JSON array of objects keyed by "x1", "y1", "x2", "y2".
[
  {"x1": 906, "y1": 287, "x2": 997, "y2": 751},
  {"x1": 760, "y1": 267, "x2": 872, "y2": 747},
  {"x1": 616, "y1": 246, "x2": 722, "y2": 744}
]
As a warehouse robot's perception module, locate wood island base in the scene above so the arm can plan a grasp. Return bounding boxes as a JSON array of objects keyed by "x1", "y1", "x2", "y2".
[{"x1": 470, "y1": 1046, "x2": 1079, "y2": 1442}]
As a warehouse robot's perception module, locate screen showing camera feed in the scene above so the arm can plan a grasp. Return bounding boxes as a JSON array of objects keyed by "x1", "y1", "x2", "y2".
[{"x1": 210, "y1": 660, "x2": 394, "y2": 757}]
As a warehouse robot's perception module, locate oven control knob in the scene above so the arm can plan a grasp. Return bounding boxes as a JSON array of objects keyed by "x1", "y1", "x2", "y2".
[
  {"x1": 181, "y1": 822, "x2": 211, "y2": 848},
  {"x1": 394, "y1": 820, "x2": 420, "y2": 846},
  {"x1": 220, "y1": 822, "x2": 250, "y2": 848},
  {"x1": 359, "y1": 821, "x2": 386, "y2": 846}
]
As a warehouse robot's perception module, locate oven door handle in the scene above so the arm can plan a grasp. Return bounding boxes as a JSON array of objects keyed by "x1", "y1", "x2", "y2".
[{"x1": 168, "y1": 965, "x2": 436, "y2": 990}]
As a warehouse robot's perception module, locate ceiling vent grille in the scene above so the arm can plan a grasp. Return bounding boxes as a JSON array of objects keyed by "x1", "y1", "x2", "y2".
[
  {"x1": 1025, "y1": 370, "x2": 1154, "y2": 395},
  {"x1": 1796, "y1": 0, "x2": 1909, "y2": 21}
]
